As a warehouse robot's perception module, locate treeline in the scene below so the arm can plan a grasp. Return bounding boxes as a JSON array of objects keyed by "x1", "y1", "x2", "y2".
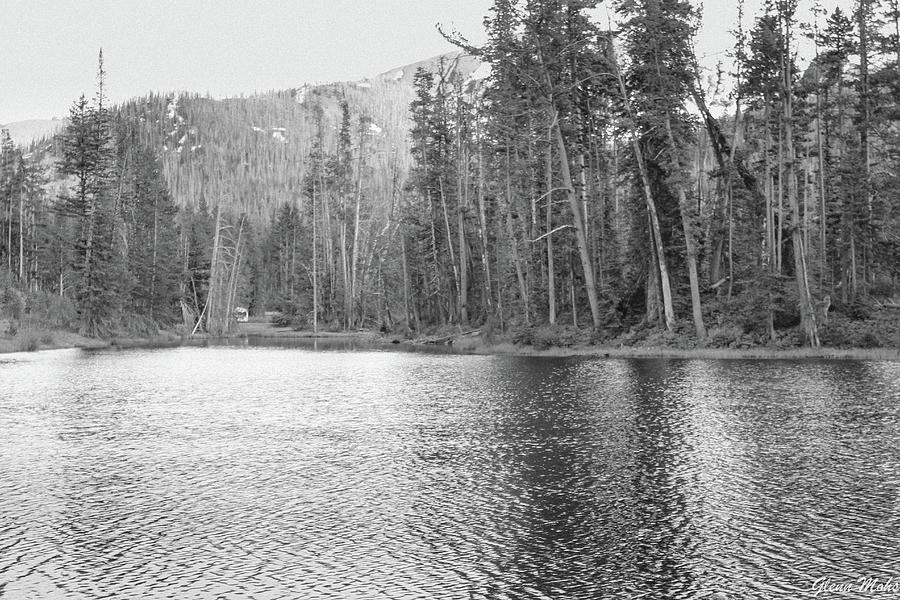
[
  {"x1": 1, "y1": 1, "x2": 898, "y2": 349},
  {"x1": 393, "y1": 0, "x2": 899, "y2": 347}
]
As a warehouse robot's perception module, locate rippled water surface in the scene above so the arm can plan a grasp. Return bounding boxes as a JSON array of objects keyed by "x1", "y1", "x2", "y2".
[{"x1": 1, "y1": 345, "x2": 899, "y2": 599}]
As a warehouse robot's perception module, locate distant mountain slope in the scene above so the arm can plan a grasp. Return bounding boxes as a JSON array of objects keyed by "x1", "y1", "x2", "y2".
[
  {"x1": 0, "y1": 118, "x2": 67, "y2": 147},
  {"x1": 120, "y1": 52, "x2": 483, "y2": 222},
  {"x1": 372, "y1": 52, "x2": 482, "y2": 87},
  {"x1": 16, "y1": 52, "x2": 482, "y2": 224}
]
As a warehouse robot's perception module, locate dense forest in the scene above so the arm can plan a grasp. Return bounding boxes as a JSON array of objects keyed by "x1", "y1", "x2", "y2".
[{"x1": 1, "y1": 0, "x2": 898, "y2": 350}]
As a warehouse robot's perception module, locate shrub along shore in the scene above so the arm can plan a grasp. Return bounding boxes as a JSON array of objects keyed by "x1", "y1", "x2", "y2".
[{"x1": 2, "y1": 318, "x2": 897, "y2": 360}]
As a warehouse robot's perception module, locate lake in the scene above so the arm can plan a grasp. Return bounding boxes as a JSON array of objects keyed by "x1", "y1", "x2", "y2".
[{"x1": 1, "y1": 344, "x2": 898, "y2": 599}]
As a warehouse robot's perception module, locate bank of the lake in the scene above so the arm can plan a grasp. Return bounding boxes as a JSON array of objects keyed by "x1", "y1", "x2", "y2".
[
  {"x1": 2, "y1": 319, "x2": 898, "y2": 360},
  {"x1": 0, "y1": 328, "x2": 106, "y2": 354},
  {"x1": 0, "y1": 328, "x2": 184, "y2": 354},
  {"x1": 218, "y1": 321, "x2": 900, "y2": 360},
  {"x1": 451, "y1": 337, "x2": 900, "y2": 361}
]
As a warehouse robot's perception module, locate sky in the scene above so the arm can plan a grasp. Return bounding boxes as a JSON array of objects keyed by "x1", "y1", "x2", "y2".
[{"x1": 1, "y1": 0, "x2": 852, "y2": 124}]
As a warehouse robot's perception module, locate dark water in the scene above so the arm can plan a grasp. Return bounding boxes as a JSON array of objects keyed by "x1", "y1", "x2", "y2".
[{"x1": 1, "y1": 346, "x2": 898, "y2": 599}]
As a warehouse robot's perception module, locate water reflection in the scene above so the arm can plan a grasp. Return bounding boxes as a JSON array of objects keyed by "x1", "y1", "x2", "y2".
[{"x1": 0, "y1": 348, "x2": 898, "y2": 599}]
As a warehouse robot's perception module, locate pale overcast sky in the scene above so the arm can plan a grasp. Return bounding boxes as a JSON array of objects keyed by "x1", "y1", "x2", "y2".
[{"x1": 1, "y1": 0, "x2": 851, "y2": 123}]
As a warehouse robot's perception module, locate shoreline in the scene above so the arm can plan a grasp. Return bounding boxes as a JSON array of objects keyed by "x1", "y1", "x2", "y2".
[
  {"x1": 448, "y1": 340, "x2": 900, "y2": 361},
  {"x1": 1, "y1": 324, "x2": 898, "y2": 361}
]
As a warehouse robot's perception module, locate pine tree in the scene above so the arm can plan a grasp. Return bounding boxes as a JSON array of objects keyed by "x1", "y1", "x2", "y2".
[
  {"x1": 59, "y1": 51, "x2": 130, "y2": 335},
  {"x1": 126, "y1": 146, "x2": 182, "y2": 324}
]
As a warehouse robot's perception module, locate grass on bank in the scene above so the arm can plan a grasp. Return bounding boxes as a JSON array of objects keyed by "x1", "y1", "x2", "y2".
[
  {"x1": 401, "y1": 300, "x2": 900, "y2": 360},
  {"x1": 0, "y1": 276, "x2": 178, "y2": 354},
  {"x1": 2, "y1": 270, "x2": 897, "y2": 359}
]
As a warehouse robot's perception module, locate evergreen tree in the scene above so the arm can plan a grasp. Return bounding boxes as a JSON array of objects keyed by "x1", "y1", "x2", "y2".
[
  {"x1": 61, "y1": 80, "x2": 125, "y2": 335},
  {"x1": 126, "y1": 146, "x2": 182, "y2": 324}
]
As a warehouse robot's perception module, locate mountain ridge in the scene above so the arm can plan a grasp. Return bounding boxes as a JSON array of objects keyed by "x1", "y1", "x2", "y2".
[
  {"x1": 3, "y1": 51, "x2": 481, "y2": 149},
  {"x1": 0, "y1": 118, "x2": 68, "y2": 147}
]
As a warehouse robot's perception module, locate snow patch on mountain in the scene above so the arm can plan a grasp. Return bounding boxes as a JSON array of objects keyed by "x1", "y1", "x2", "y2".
[
  {"x1": 251, "y1": 125, "x2": 288, "y2": 142},
  {"x1": 294, "y1": 84, "x2": 310, "y2": 104},
  {"x1": 161, "y1": 97, "x2": 194, "y2": 154}
]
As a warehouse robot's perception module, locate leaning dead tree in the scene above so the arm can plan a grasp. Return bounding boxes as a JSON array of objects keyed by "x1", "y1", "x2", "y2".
[{"x1": 193, "y1": 206, "x2": 246, "y2": 336}]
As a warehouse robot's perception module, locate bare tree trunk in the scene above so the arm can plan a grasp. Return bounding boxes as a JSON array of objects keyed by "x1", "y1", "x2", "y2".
[
  {"x1": 858, "y1": 0, "x2": 872, "y2": 293},
  {"x1": 150, "y1": 189, "x2": 159, "y2": 319},
  {"x1": 458, "y1": 207, "x2": 468, "y2": 325},
  {"x1": 225, "y1": 217, "x2": 245, "y2": 331},
  {"x1": 727, "y1": 179, "x2": 735, "y2": 299},
  {"x1": 578, "y1": 152, "x2": 590, "y2": 262},
  {"x1": 553, "y1": 122, "x2": 600, "y2": 329},
  {"x1": 765, "y1": 101, "x2": 775, "y2": 270},
  {"x1": 646, "y1": 248, "x2": 661, "y2": 325},
  {"x1": 312, "y1": 177, "x2": 318, "y2": 334},
  {"x1": 495, "y1": 211, "x2": 505, "y2": 330},
  {"x1": 428, "y1": 191, "x2": 447, "y2": 324},
  {"x1": 401, "y1": 233, "x2": 414, "y2": 331},
  {"x1": 709, "y1": 176, "x2": 725, "y2": 286},
  {"x1": 7, "y1": 197, "x2": 12, "y2": 273},
  {"x1": 533, "y1": 43, "x2": 598, "y2": 329},
  {"x1": 290, "y1": 213, "x2": 296, "y2": 299},
  {"x1": 893, "y1": 0, "x2": 900, "y2": 66},
  {"x1": 325, "y1": 193, "x2": 336, "y2": 321},
  {"x1": 596, "y1": 136, "x2": 608, "y2": 289},
  {"x1": 438, "y1": 178, "x2": 460, "y2": 325},
  {"x1": 18, "y1": 186, "x2": 24, "y2": 281},
  {"x1": 612, "y1": 48, "x2": 675, "y2": 331},
  {"x1": 458, "y1": 152, "x2": 469, "y2": 326},
  {"x1": 205, "y1": 205, "x2": 222, "y2": 333},
  {"x1": 504, "y1": 154, "x2": 530, "y2": 325},
  {"x1": 477, "y1": 133, "x2": 492, "y2": 312},
  {"x1": 455, "y1": 89, "x2": 470, "y2": 326},
  {"x1": 803, "y1": 149, "x2": 810, "y2": 254},
  {"x1": 340, "y1": 211, "x2": 350, "y2": 328},
  {"x1": 350, "y1": 151, "x2": 363, "y2": 328},
  {"x1": 570, "y1": 256, "x2": 578, "y2": 328},
  {"x1": 664, "y1": 115, "x2": 707, "y2": 339},
  {"x1": 776, "y1": 118, "x2": 784, "y2": 273},
  {"x1": 30, "y1": 200, "x2": 37, "y2": 290},
  {"x1": 816, "y1": 60, "x2": 827, "y2": 289},
  {"x1": 546, "y1": 133, "x2": 556, "y2": 325},
  {"x1": 782, "y1": 14, "x2": 820, "y2": 347}
]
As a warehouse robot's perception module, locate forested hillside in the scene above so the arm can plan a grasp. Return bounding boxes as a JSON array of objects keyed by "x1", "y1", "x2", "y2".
[{"x1": 1, "y1": 0, "x2": 898, "y2": 350}]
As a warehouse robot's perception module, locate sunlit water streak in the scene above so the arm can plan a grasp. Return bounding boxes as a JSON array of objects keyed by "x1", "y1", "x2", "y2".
[{"x1": 0, "y1": 346, "x2": 898, "y2": 599}]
